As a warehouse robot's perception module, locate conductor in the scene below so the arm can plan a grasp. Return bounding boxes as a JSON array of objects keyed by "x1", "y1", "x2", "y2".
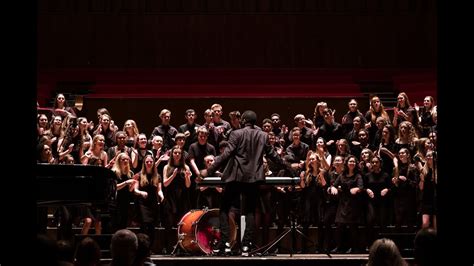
[{"x1": 200, "y1": 110, "x2": 290, "y2": 256}]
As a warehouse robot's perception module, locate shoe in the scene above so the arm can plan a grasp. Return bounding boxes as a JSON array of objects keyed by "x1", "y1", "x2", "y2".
[
  {"x1": 241, "y1": 246, "x2": 250, "y2": 257},
  {"x1": 345, "y1": 248, "x2": 353, "y2": 254},
  {"x1": 212, "y1": 245, "x2": 221, "y2": 255},
  {"x1": 213, "y1": 249, "x2": 226, "y2": 256},
  {"x1": 213, "y1": 242, "x2": 231, "y2": 256},
  {"x1": 224, "y1": 242, "x2": 232, "y2": 254}
]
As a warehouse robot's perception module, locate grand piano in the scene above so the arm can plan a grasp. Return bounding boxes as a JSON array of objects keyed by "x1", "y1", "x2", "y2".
[
  {"x1": 36, "y1": 164, "x2": 118, "y2": 243},
  {"x1": 36, "y1": 164, "x2": 117, "y2": 207}
]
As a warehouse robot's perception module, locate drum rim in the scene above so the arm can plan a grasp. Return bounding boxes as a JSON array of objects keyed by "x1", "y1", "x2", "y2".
[
  {"x1": 177, "y1": 209, "x2": 205, "y2": 251},
  {"x1": 195, "y1": 208, "x2": 219, "y2": 254}
]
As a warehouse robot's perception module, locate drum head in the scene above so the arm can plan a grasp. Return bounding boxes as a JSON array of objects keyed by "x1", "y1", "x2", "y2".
[{"x1": 196, "y1": 208, "x2": 236, "y2": 254}]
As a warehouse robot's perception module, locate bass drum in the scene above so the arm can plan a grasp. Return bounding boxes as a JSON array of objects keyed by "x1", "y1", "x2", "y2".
[{"x1": 177, "y1": 208, "x2": 237, "y2": 255}]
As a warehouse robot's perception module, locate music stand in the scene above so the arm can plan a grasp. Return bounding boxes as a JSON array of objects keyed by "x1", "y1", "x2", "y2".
[{"x1": 251, "y1": 176, "x2": 314, "y2": 257}]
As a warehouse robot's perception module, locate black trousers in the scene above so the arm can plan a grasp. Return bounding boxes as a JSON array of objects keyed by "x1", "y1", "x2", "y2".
[{"x1": 218, "y1": 181, "x2": 259, "y2": 248}]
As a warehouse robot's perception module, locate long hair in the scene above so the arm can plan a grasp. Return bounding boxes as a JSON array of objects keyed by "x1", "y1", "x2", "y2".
[
  {"x1": 369, "y1": 96, "x2": 390, "y2": 123},
  {"x1": 421, "y1": 96, "x2": 436, "y2": 116},
  {"x1": 139, "y1": 154, "x2": 160, "y2": 187},
  {"x1": 392, "y1": 148, "x2": 412, "y2": 178},
  {"x1": 382, "y1": 125, "x2": 396, "y2": 145},
  {"x1": 304, "y1": 151, "x2": 321, "y2": 185},
  {"x1": 112, "y1": 152, "x2": 132, "y2": 179},
  {"x1": 398, "y1": 121, "x2": 418, "y2": 144},
  {"x1": 336, "y1": 138, "x2": 351, "y2": 157},
  {"x1": 422, "y1": 150, "x2": 437, "y2": 184},
  {"x1": 53, "y1": 93, "x2": 69, "y2": 109},
  {"x1": 166, "y1": 145, "x2": 186, "y2": 177},
  {"x1": 396, "y1": 92, "x2": 412, "y2": 109},
  {"x1": 367, "y1": 238, "x2": 407, "y2": 266},
  {"x1": 123, "y1": 119, "x2": 140, "y2": 138},
  {"x1": 90, "y1": 134, "x2": 105, "y2": 152},
  {"x1": 37, "y1": 114, "x2": 50, "y2": 131},
  {"x1": 313, "y1": 101, "x2": 328, "y2": 123}
]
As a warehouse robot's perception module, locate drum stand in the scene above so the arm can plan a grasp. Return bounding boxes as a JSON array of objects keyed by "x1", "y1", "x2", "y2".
[
  {"x1": 170, "y1": 230, "x2": 194, "y2": 256},
  {"x1": 170, "y1": 233, "x2": 183, "y2": 256}
]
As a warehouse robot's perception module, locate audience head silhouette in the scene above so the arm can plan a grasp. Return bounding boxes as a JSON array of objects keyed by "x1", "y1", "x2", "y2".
[
  {"x1": 367, "y1": 238, "x2": 407, "y2": 266},
  {"x1": 110, "y1": 229, "x2": 138, "y2": 266},
  {"x1": 74, "y1": 237, "x2": 101, "y2": 266},
  {"x1": 414, "y1": 228, "x2": 438, "y2": 266},
  {"x1": 57, "y1": 240, "x2": 74, "y2": 265},
  {"x1": 134, "y1": 233, "x2": 156, "y2": 266}
]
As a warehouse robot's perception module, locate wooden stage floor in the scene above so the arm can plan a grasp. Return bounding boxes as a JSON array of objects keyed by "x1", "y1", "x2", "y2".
[{"x1": 99, "y1": 253, "x2": 415, "y2": 266}]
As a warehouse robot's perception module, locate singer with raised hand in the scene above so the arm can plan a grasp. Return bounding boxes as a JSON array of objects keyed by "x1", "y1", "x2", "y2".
[{"x1": 200, "y1": 110, "x2": 291, "y2": 256}]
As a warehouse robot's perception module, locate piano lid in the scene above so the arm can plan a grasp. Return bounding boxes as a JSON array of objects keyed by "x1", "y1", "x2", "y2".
[{"x1": 36, "y1": 164, "x2": 117, "y2": 206}]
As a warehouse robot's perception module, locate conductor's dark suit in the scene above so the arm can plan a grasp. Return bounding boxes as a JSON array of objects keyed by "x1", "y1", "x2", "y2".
[{"x1": 208, "y1": 124, "x2": 288, "y2": 251}]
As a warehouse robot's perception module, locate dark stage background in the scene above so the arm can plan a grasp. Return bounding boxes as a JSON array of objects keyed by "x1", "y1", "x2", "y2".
[{"x1": 38, "y1": 0, "x2": 436, "y2": 69}]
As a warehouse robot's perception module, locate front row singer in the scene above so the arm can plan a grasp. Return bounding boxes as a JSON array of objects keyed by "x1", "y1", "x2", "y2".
[{"x1": 199, "y1": 110, "x2": 292, "y2": 257}]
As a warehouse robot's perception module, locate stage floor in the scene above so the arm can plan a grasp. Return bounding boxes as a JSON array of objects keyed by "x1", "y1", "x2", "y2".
[
  {"x1": 102, "y1": 254, "x2": 368, "y2": 266},
  {"x1": 102, "y1": 254, "x2": 413, "y2": 266},
  {"x1": 100, "y1": 254, "x2": 415, "y2": 266}
]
